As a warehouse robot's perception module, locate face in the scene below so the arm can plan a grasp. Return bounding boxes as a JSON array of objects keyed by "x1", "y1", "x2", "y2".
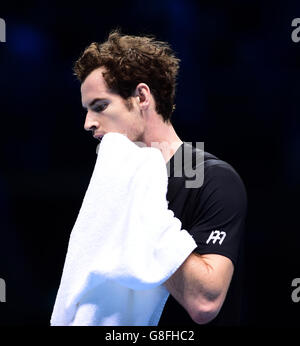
[{"x1": 81, "y1": 67, "x2": 145, "y2": 144}]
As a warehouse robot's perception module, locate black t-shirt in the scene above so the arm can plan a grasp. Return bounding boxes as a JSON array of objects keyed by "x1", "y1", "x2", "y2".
[{"x1": 158, "y1": 142, "x2": 247, "y2": 326}]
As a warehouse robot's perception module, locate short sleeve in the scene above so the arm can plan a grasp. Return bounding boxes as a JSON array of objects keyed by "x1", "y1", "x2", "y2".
[{"x1": 188, "y1": 163, "x2": 247, "y2": 267}]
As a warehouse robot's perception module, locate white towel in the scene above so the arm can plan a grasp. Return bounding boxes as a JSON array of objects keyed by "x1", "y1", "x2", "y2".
[{"x1": 50, "y1": 132, "x2": 197, "y2": 326}]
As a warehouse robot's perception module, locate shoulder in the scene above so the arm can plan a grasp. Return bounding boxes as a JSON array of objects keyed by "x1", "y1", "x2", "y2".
[
  {"x1": 187, "y1": 145, "x2": 248, "y2": 217},
  {"x1": 191, "y1": 144, "x2": 243, "y2": 182},
  {"x1": 190, "y1": 145, "x2": 247, "y2": 199}
]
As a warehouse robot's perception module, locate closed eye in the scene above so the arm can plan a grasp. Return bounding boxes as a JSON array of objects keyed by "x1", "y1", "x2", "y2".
[{"x1": 93, "y1": 103, "x2": 108, "y2": 113}]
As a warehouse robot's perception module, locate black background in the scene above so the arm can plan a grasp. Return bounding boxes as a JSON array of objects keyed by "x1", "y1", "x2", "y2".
[{"x1": 0, "y1": 0, "x2": 299, "y2": 327}]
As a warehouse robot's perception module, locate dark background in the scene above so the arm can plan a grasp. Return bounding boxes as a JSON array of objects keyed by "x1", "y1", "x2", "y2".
[{"x1": 0, "y1": 0, "x2": 299, "y2": 326}]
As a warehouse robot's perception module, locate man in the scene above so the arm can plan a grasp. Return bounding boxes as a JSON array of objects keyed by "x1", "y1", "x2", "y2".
[{"x1": 72, "y1": 29, "x2": 247, "y2": 325}]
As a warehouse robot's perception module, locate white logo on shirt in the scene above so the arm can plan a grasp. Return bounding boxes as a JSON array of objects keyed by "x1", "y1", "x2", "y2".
[{"x1": 206, "y1": 230, "x2": 226, "y2": 245}]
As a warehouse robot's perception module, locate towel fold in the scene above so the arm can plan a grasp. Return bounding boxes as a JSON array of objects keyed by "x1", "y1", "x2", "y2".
[{"x1": 50, "y1": 132, "x2": 197, "y2": 326}]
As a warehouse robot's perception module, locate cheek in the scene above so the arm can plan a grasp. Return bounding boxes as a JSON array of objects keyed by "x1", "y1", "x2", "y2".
[
  {"x1": 113, "y1": 116, "x2": 136, "y2": 139},
  {"x1": 107, "y1": 113, "x2": 131, "y2": 136}
]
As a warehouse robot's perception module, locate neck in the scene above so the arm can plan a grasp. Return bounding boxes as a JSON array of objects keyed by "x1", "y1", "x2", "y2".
[{"x1": 141, "y1": 114, "x2": 183, "y2": 163}]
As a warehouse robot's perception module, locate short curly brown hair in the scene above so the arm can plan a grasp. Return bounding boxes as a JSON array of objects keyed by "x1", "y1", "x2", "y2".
[{"x1": 73, "y1": 29, "x2": 180, "y2": 123}]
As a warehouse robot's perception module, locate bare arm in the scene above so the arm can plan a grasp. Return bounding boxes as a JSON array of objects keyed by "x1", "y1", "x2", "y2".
[{"x1": 164, "y1": 252, "x2": 234, "y2": 324}]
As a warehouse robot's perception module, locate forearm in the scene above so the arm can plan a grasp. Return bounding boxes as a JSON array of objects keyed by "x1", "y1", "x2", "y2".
[{"x1": 164, "y1": 253, "x2": 233, "y2": 324}]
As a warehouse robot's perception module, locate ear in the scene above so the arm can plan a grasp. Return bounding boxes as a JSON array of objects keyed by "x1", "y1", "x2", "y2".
[{"x1": 134, "y1": 83, "x2": 151, "y2": 109}]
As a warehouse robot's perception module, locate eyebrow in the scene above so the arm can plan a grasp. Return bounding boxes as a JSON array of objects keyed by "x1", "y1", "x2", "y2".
[{"x1": 82, "y1": 98, "x2": 107, "y2": 110}]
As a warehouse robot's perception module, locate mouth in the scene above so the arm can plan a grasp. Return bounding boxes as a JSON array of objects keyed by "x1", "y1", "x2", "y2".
[{"x1": 93, "y1": 134, "x2": 104, "y2": 142}]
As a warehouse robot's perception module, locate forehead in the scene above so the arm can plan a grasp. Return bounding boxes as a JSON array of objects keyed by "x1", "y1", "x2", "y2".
[{"x1": 81, "y1": 67, "x2": 111, "y2": 106}]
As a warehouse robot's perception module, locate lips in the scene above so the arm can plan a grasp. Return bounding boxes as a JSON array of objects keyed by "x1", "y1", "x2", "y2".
[{"x1": 93, "y1": 133, "x2": 105, "y2": 141}]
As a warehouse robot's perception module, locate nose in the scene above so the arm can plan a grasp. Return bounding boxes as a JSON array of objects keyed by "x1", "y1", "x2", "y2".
[{"x1": 84, "y1": 111, "x2": 100, "y2": 132}]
